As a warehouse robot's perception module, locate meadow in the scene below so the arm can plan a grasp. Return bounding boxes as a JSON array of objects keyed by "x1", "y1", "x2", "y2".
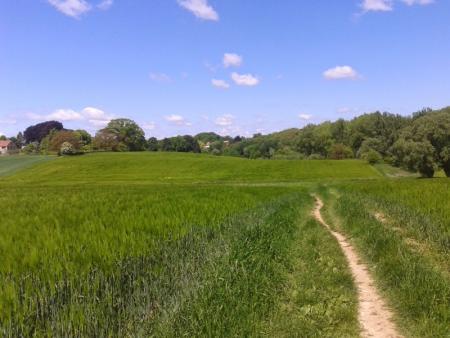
[{"x1": 0, "y1": 153, "x2": 448, "y2": 337}]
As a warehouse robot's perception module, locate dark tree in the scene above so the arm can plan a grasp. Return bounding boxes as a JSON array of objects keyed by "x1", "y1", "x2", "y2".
[
  {"x1": 147, "y1": 137, "x2": 159, "y2": 151},
  {"x1": 24, "y1": 121, "x2": 63, "y2": 143}
]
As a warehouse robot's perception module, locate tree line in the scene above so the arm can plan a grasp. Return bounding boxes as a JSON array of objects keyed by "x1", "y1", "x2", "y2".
[{"x1": 4, "y1": 106, "x2": 449, "y2": 178}]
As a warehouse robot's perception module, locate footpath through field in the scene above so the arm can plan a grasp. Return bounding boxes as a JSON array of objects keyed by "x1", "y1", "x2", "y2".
[{"x1": 313, "y1": 196, "x2": 403, "y2": 338}]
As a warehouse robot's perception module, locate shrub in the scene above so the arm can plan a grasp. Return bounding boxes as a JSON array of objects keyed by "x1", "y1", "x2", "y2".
[
  {"x1": 60, "y1": 142, "x2": 76, "y2": 155},
  {"x1": 364, "y1": 149, "x2": 382, "y2": 165},
  {"x1": 308, "y1": 153, "x2": 324, "y2": 160}
]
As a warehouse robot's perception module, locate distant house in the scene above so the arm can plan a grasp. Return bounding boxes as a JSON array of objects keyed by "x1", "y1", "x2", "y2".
[{"x1": 0, "y1": 140, "x2": 18, "y2": 155}]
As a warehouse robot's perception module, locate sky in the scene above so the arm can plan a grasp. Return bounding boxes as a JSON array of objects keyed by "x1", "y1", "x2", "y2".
[{"x1": 1, "y1": 0, "x2": 449, "y2": 138}]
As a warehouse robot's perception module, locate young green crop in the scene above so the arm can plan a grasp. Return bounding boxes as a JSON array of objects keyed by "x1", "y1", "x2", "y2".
[{"x1": 2, "y1": 152, "x2": 381, "y2": 185}]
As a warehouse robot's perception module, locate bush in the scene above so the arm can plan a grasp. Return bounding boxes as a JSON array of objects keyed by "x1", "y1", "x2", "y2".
[
  {"x1": 22, "y1": 142, "x2": 39, "y2": 155},
  {"x1": 60, "y1": 142, "x2": 76, "y2": 156},
  {"x1": 363, "y1": 149, "x2": 382, "y2": 165},
  {"x1": 308, "y1": 153, "x2": 324, "y2": 160}
]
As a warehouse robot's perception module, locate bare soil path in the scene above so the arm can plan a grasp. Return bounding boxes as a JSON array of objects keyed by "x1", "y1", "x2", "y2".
[{"x1": 313, "y1": 196, "x2": 403, "y2": 338}]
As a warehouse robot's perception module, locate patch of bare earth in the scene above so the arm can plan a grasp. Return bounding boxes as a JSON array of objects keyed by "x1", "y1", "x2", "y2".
[{"x1": 313, "y1": 197, "x2": 403, "y2": 338}]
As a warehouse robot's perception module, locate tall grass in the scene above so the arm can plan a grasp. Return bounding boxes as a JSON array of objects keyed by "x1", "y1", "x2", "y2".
[
  {"x1": 0, "y1": 185, "x2": 358, "y2": 336},
  {"x1": 327, "y1": 179, "x2": 450, "y2": 337}
]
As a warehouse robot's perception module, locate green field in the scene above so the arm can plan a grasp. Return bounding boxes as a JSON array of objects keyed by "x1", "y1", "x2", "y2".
[
  {"x1": 2, "y1": 152, "x2": 381, "y2": 185},
  {"x1": 0, "y1": 153, "x2": 448, "y2": 337},
  {"x1": 0, "y1": 155, "x2": 53, "y2": 177}
]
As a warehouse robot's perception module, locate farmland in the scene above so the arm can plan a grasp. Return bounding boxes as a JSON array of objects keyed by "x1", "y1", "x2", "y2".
[{"x1": 0, "y1": 153, "x2": 448, "y2": 337}]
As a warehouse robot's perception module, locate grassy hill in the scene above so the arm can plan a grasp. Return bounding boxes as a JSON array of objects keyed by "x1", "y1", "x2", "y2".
[{"x1": 1, "y1": 152, "x2": 381, "y2": 185}]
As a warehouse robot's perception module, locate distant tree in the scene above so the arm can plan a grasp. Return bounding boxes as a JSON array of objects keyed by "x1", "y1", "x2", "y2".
[
  {"x1": 147, "y1": 137, "x2": 159, "y2": 151},
  {"x1": 328, "y1": 143, "x2": 354, "y2": 160},
  {"x1": 75, "y1": 130, "x2": 92, "y2": 146},
  {"x1": 49, "y1": 131, "x2": 82, "y2": 153},
  {"x1": 102, "y1": 119, "x2": 146, "y2": 151},
  {"x1": 357, "y1": 138, "x2": 383, "y2": 158},
  {"x1": 0, "y1": 135, "x2": 7, "y2": 141},
  {"x1": 22, "y1": 142, "x2": 40, "y2": 154},
  {"x1": 93, "y1": 130, "x2": 120, "y2": 151},
  {"x1": 391, "y1": 139, "x2": 436, "y2": 178},
  {"x1": 330, "y1": 119, "x2": 347, "y2": 144},
  {"x1": 406, "y1": 110, "x2": 450, "y2": 177},
  {"x1": 160, "y1": 138, "x2": 174, "y2": 152},
  {"x1": 233, "y1": 135, "x2": 243, "y2": 143},
  {"x1": 24, "y1": 121, "x2": 63, "y2": 143},
  {"x1": 182, "y1": 135, "x2": 201, "y2": 153},
  {"x1": 195, "y1": 132, "x2": 222, "y2": 144},
  {"x1": 16, "y1": 132, "x2": 25, "y2": 148}
]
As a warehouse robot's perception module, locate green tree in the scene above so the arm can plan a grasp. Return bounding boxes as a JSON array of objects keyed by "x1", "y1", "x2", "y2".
[
  {"x1": 407, "y1": 110, "x2": 450, "y2": 177},
  {"x1": 328, "y1": 143, "x2": 353, "y2": 160},
  {"x1": 103, "y1": 119, "x2": 146, "y2": 151},
  {"x1": 147, "y1": 137, "x2": 158, "y2": 151},
  {"x1": 391, "y1": 139, "x2": 436, "y2": 178}
]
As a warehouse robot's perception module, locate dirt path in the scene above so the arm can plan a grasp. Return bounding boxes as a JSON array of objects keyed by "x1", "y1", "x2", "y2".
[{"x1": 313, "y1": 196, "x2": 403, "y2": 338}]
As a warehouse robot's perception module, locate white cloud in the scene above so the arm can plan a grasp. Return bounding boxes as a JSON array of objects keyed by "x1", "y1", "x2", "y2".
[
  {"x1": 47, "y1": 109, "x2": 83, "y2": 121},
  {"x1": 178, "y1": 0, "x2": 219, "y2": 21},
  {"x1": 165, "y1": 114, "x2": 192, "y2": 126},
  {"x1": 26, "y1": 107, "x2": 113, "y2": 129},
  {"x1": 323, "y1": 66, "x2": 359, "y2": 80},
  {"x1": 81, "y1": 107, "x2": 113, "y2": 127},
  {"x1": 142, "y1": 122, "x2": 156, "y2": 131},
  {"x1": 47, "y1": 0, "x2": 92, "y2": 18},
  {"x1": 299, "y1": 113, "x2": 312, "y2": 121},
  {"x1": 215, "y1": 114, "x2": 234, "y2": 126},
  {"x1": 231, "y1": 72, "x2": 260, "y2": 86},
  {"x1": 0, "y1": 118, "x2": 17, "y2": 125},
  {"x1": 360, "y1": 0, "x2": 393, "y2": 12},
  {"x1": 401, "y1": 0, "x2": 434, "y2": 5},
  {"x1": 0, "y1": 131, "x2": 4, "y2": 136},
  {"x1": 149, "y1": 72, "x2": 172, "y2": 83},
  {"x1": 97, "y1": 0, "x2": 113, "y2": 10},
  {"x1": 211, "y1": 79, "x2": 230, "y2": 89},
  {"x1": 223, "y1": 53, "x2": 243, "y2": 68}
]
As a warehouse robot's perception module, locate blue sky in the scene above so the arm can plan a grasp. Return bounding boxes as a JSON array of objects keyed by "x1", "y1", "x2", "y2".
[{"x1": 1, "y1": 0, "x2": 449, "y2": 138}]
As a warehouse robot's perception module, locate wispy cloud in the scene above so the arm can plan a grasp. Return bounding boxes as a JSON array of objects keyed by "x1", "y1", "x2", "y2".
[
  {"x1": 97, "y1": 0, "x2": 113, "y2": 10},
  {"x1": 401, "y1": 0, "x2": 434, "y2": 5},
  {"x1": 149, "y1": 72, "x2": 172, "y2": 83},
  {"x1": 299, "y1": 113, "x2": 313, "y2": 121},
  {"x1": 178, "y1": 0, "x2": 219, "y2": 21},
  {"x1": 142, "y1": 122, "x2": 156, "y2": 131},
  {"x1": 223, "y1": 53, "x2": 243, "y2": 68},
  {"x1": 360, "y1": 0, "x2": 393, "y2": 12},
  {"x1": 323, "y1": 66, "x2": 359, "y2": 80},
  {"x1": 211, "y1": 79, "x2": 230, "y2": 89},
  {"x1": 0, "y1": 118, "x2": 17, "y2": 125},
  {"x1": 47, "y1": 0, "x2": 92, "y2": 18},
  {"x1": 359, "y1": 0, "x2": 434, "y2": 14},
  {"x1": 231, "y1": 72, "x2": 260, "y2": 86},
  {"x1": 215, "y1": 114, "x2": 234, "y2": 126},
  {"x1": 165, "y1": 114, "x2": 192, "y2": 126}
]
